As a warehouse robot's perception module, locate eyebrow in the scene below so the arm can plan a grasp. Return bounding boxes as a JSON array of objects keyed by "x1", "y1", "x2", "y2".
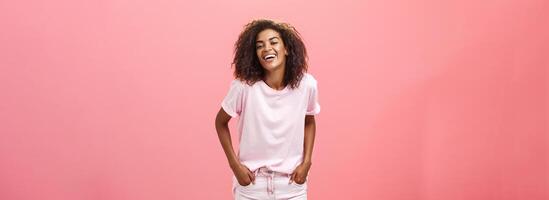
[{"x1": 256, "y1": 36, "x2": 280, "y2": 43}]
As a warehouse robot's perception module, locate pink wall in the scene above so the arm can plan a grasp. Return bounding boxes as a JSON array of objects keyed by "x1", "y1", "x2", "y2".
[{"x1": 1, "y1": 0, "x2": 547, "y2": 199}]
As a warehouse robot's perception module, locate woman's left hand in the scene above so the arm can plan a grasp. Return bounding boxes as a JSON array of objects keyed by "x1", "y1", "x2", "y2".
[{"x1": 290, "y1": 162, "x2": 311, "y2": 184}]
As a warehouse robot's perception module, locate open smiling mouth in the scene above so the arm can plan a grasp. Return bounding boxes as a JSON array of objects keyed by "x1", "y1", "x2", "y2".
[{"x1": 263, "y1": 54, "x2": 276, "y2": 62}]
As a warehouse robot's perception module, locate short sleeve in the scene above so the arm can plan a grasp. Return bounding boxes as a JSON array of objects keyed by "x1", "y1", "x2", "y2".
[
  {"x1": 306, "y1": 77, "x2": 321, "y2": 115},
  {"x1": 221, "y1": 80, "x2": 244, "y2": 118}
]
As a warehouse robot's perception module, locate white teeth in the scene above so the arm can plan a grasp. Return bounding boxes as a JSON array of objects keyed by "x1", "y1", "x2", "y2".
[{"x1": 264, "y1": 55, "x2": 276, "y2": 60}]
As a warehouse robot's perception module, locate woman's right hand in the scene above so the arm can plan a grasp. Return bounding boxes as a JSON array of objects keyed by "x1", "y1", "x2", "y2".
[{"x1": 232, "y1": 163, "x2": 255, "y2": 186}]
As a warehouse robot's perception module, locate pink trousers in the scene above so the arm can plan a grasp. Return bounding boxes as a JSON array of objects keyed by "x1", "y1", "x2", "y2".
[{"x1": 232, "y1": 167, "x2": 308, "y2": 200}]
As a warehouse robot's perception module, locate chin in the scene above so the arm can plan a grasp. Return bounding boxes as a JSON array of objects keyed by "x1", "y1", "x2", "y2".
[{"x1": 261, "y1": 63, "x2": 283, "y2": 72}]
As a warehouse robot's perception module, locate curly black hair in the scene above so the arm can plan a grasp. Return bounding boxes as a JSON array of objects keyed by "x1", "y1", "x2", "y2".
[{"x1": 232, "y1": 19, "x2": 308, "y2": 89}]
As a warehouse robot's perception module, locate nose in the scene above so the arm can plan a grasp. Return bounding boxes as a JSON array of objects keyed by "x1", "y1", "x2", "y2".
[{"x1": 263, "y1": 43, "x2": 273, "y2": 52}]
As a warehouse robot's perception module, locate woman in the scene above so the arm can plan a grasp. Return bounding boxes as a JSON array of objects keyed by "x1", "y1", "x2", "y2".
[{"x1": 215, "y1": 19, "x2": 320, "y2": 200}]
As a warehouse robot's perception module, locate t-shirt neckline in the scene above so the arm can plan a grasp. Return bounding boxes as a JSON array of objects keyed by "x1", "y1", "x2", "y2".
[{"x1": 261, "y1": 80, "x2": 289, "y2": 94}]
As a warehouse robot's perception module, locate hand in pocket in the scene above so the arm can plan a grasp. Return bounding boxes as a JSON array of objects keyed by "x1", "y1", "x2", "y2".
[{"x1": 233, "y1": 163, "x2": 255, "y2": 186}]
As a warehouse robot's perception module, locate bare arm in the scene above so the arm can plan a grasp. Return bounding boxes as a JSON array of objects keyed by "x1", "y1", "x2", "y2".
[
  {"x1": 302, "y1": 115, "x2": 316, "y2": 165},
  {"x1": 290, "y1": 115, "x2": 316, "y2": 184},
  {"x1": 214, "y1": 108, "x2": 240, "y2": 168},
  {"x1": 215, "y1": 107, "x2": 255, "y2": 185}
]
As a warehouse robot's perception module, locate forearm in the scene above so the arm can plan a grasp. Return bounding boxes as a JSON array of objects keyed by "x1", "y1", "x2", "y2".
[
  {"x1": 303, "y1": 116, "x2": 316, "y2": 165},
  {"x1": 215, "y1": 123, "x2": 240, "y2": 170}
]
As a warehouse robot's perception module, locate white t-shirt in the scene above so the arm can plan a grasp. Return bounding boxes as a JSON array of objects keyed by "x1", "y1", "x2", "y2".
[{"x1": 221, "y1": 73, "x2": 321, "y2": 174}]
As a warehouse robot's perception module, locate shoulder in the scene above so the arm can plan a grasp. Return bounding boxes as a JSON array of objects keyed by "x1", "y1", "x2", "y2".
[
  {"x1": 229, "y1": 78, "x2": 248, "y2": 88},
  {"x1": 301, "y1": 73, "x2": 318, "y2": 88},
  {"x1": 226, "y1": 79, "x2": 249, "y2": 94}
]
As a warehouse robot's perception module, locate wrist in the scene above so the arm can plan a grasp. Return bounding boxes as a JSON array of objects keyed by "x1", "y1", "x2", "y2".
[
  {"x1": 229, "y1": 161, "x2": 241, "y2": 170},
  {"x1": 301, "y1": 160, "x2": 312, "y2": 167}
]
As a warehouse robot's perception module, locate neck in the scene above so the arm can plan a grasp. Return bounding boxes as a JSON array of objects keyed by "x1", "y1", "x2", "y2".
[{"x1": 263, "y1": 66, "x2": 286, "y2": 90}]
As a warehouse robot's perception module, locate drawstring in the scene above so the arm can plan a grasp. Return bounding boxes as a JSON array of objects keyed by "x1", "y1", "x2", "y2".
[
  {"x1": 255, "y1": 167, "x2": 282, "y2": 196},
  {"x1": 267, "y1": 171, "x2": 274, "y2": 195}
]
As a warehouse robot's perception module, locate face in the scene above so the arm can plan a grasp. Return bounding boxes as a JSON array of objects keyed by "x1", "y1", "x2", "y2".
[{"x1": 255, "y1": 29, "x2": 288, "y2": 72}]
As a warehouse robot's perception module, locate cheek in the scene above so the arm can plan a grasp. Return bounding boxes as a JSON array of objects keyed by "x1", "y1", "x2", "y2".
[
  {"x1": 277, "y1": 45, "x2": 287, "y2": 55},
  {"x1": 256, "y1": 51, "x2": 262, "y2": 60}
]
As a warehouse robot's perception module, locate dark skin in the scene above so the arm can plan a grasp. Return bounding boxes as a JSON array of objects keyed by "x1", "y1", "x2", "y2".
[
  {"x1": 216, "y1": 28, "x2": 316, "y2": 186},
  {"x1": 215, "y1": 108, "x2": 316, "y2": 186}
]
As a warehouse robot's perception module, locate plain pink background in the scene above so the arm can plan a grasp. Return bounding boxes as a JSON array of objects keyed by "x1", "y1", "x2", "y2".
[{"x1": 1, "y1": 0, "x2": 547, "y2": 199}]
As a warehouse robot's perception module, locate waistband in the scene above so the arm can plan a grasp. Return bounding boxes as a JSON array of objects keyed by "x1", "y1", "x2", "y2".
[
  {"x1": 252, "y1": 167, "x2": 290, "y2": 195},
  {"x1": 254, "y1": 167, "x2": 291, "y2": 178}
]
